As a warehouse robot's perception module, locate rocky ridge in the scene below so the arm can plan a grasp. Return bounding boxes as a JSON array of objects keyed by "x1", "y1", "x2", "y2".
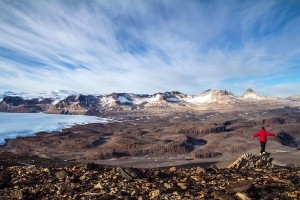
[
  {"x1": 0, "y1": 153, "x2": 299, "y2": 199},
  {"x1": 227, "y1": 153, "x2": 273, "y2": 169}
]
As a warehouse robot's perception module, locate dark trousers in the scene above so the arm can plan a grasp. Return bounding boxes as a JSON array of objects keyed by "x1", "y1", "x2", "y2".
[{"x1": 260, "y1": 142, "x2": 266, "y2": 153}]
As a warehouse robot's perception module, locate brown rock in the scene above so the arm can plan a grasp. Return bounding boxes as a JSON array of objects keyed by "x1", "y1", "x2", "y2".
[
  {"x1": 164, "y1": 183, "x2": 172, "y2": 189},
  {"x1": 207, "y1": 164, "x2": 219, "y2": 172},
  {"x1": 41, "y1": 167, "x2": 51, "y2": 175},
  {"x1": 225, "y1": 181, "x2": 254, "y2": 193},
  {"x1": 131, "y1": 190, "x2": 137, "y2": 196},
  {"x1": 169, "y1": 167, "x2": 177, "y2": 172},
  {"x1": 55, "y1": 170, "x2": 68, "y2": 181},
  {"x1": 94, "y1": 182, "x2": 105, "y2": 189},
  {"x1": 196, "y1": 166, "x2": 206, "y2": 173},
  {"x1": 154, "y1": 170, "x2": 170, "y2": 178},
  {"x1": 55, "y1": 182, "x2": 74, "y2": 195},
  {"x1": 177, "y1": 182, "x2": 187, "y2": 190},
  {"x1": 236, "y1": 192, "x2": 251, "y2": 200},
  {"x1": 79, "y1": 175, "x2": 86, "y2": 181},
  {"x1": 212, "y1": 191, "x2": 234, "y2": 200},
  {"x1": 116, "y1": 167, "x2": 143, "y2": 180},
  {"x1": 11, "y1": 189, "x2": 24, "y2": 199},
  {"x1": 149, "y1": 189, "x2": 160, "y2": 199}
]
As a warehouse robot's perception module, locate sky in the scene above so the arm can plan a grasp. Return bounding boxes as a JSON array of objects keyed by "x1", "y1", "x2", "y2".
[{"x1": 0, "y1": 0, "x2": 300, "y2": 97}]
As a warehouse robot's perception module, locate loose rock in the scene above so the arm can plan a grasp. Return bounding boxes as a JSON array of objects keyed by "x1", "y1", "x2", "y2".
[{"x1": 0, "y1": 154, "x2": 299, "y2": 199}]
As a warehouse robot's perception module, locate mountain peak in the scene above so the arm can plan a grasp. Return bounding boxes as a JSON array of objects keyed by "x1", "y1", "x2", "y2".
[
  {"x1": 242, "y1": 88, "x2": 265, "y2": 100},
  {"x1": 243, "y1": 88, "x2": 256, "y2": 95}
]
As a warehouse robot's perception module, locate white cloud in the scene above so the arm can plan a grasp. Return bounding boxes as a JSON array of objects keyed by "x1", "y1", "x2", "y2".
[{"x1": 0, "y1": 0, "x2": 299, "y2": 96}]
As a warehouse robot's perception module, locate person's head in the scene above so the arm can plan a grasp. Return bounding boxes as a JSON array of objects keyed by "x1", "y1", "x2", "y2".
[{"x1": 262, "y1": 127, "x2": 265, "y2": 130}]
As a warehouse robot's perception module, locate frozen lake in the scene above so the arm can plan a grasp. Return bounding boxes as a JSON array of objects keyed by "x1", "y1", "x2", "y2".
[{"x1": 0, "y1": 112, "x2": 109, "y2": 144}]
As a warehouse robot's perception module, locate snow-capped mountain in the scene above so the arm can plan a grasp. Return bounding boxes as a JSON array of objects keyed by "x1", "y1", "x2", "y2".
[
  {"x1": 101, "y1": 93, "x2": 133, "y2": 107},
  {"x1": 0, "y1": 90, "x2": 78, "y2": 104},
  {"x1": 184, "y1": 89, "x2": 235, "y2": 104},
  {"x1": 0, "y1": 89, "x2": 299, "y2": 115},
  {"x1": 38, "y1": 90, "x2": 80, "y2": 105},
  {"x1": 100, "y1": 91, "x2": 187, "y2": 108}
]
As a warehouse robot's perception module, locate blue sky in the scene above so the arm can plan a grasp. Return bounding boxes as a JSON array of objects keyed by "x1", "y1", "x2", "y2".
[{"x1": 0, "y1": 0, "x2": 300, "y2": 97}]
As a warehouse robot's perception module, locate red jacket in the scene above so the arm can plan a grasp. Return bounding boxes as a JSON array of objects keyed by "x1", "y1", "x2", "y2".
[{"x1": 252, "y1": 129, "x2": 276, "y2": 142}]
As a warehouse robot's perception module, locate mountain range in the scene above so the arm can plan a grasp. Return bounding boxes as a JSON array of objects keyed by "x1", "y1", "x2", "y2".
[{"x1": 1, "y1": 88, "x2": 300, "y2": 115}]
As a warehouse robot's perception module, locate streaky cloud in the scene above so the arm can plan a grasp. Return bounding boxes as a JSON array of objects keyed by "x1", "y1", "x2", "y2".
[{"x1": 0, "y1": 0, "x2": 300, "y2": 96}]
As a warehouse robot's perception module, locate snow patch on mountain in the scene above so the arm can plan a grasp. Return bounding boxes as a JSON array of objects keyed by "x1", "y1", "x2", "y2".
[
  {"x1": 117, "y1": 96, "x2": 132, "y2": 104},
  {"x1": 100, "y1": 93, "x2": 133, "y2": 106},
  {"x1": 101, "y1": 96, "x2": 116, "y2": 107},
  {"x1": 166, "y1": 97, "x2": 180, "y2": 102},
  {"x1": 184, "y1": 93, "x2": 212, "y2": 104},
  {"x1": 150, "y1": 94, "x2": 163, "y2": 102},
  {"x1": 132, "y1": 96, "x2": 148, "y2": 105},
  {"x1": 242, "y1": 93, "x2": 265, "y2": 100}
]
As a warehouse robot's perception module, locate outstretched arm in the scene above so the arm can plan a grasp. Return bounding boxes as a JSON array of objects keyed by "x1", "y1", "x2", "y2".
[
  {"x1": 267, "y1": 132, "x2": 277, "y2": 136},
  {"x1": 252, "y1": 131, "x2": 260, "y2": 138}
]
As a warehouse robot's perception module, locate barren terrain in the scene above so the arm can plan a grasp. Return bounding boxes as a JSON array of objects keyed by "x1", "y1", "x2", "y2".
[{"x1": 1, "y1": 106, "x2": 300, "y2": 168}]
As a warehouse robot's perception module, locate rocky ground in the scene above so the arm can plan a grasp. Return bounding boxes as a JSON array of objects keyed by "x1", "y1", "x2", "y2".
[{"x1": 0, "y1": 153, "x2": 299, "y2": 199}]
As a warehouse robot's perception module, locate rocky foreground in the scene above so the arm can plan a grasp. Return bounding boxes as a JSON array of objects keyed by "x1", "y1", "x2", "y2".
[{"x1": 0, "y1": 153, "x2": 299, "y2": 200}]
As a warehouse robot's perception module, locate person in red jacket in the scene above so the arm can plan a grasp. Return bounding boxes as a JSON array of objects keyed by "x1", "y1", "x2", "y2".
[{"x1": 252, "y1": 127, "x2": 277, "y2": 154}]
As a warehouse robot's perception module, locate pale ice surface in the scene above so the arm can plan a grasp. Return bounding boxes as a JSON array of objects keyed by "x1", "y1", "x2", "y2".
[{"x1": 0, "y1": 112, "x2": 109, "y2": 144}]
